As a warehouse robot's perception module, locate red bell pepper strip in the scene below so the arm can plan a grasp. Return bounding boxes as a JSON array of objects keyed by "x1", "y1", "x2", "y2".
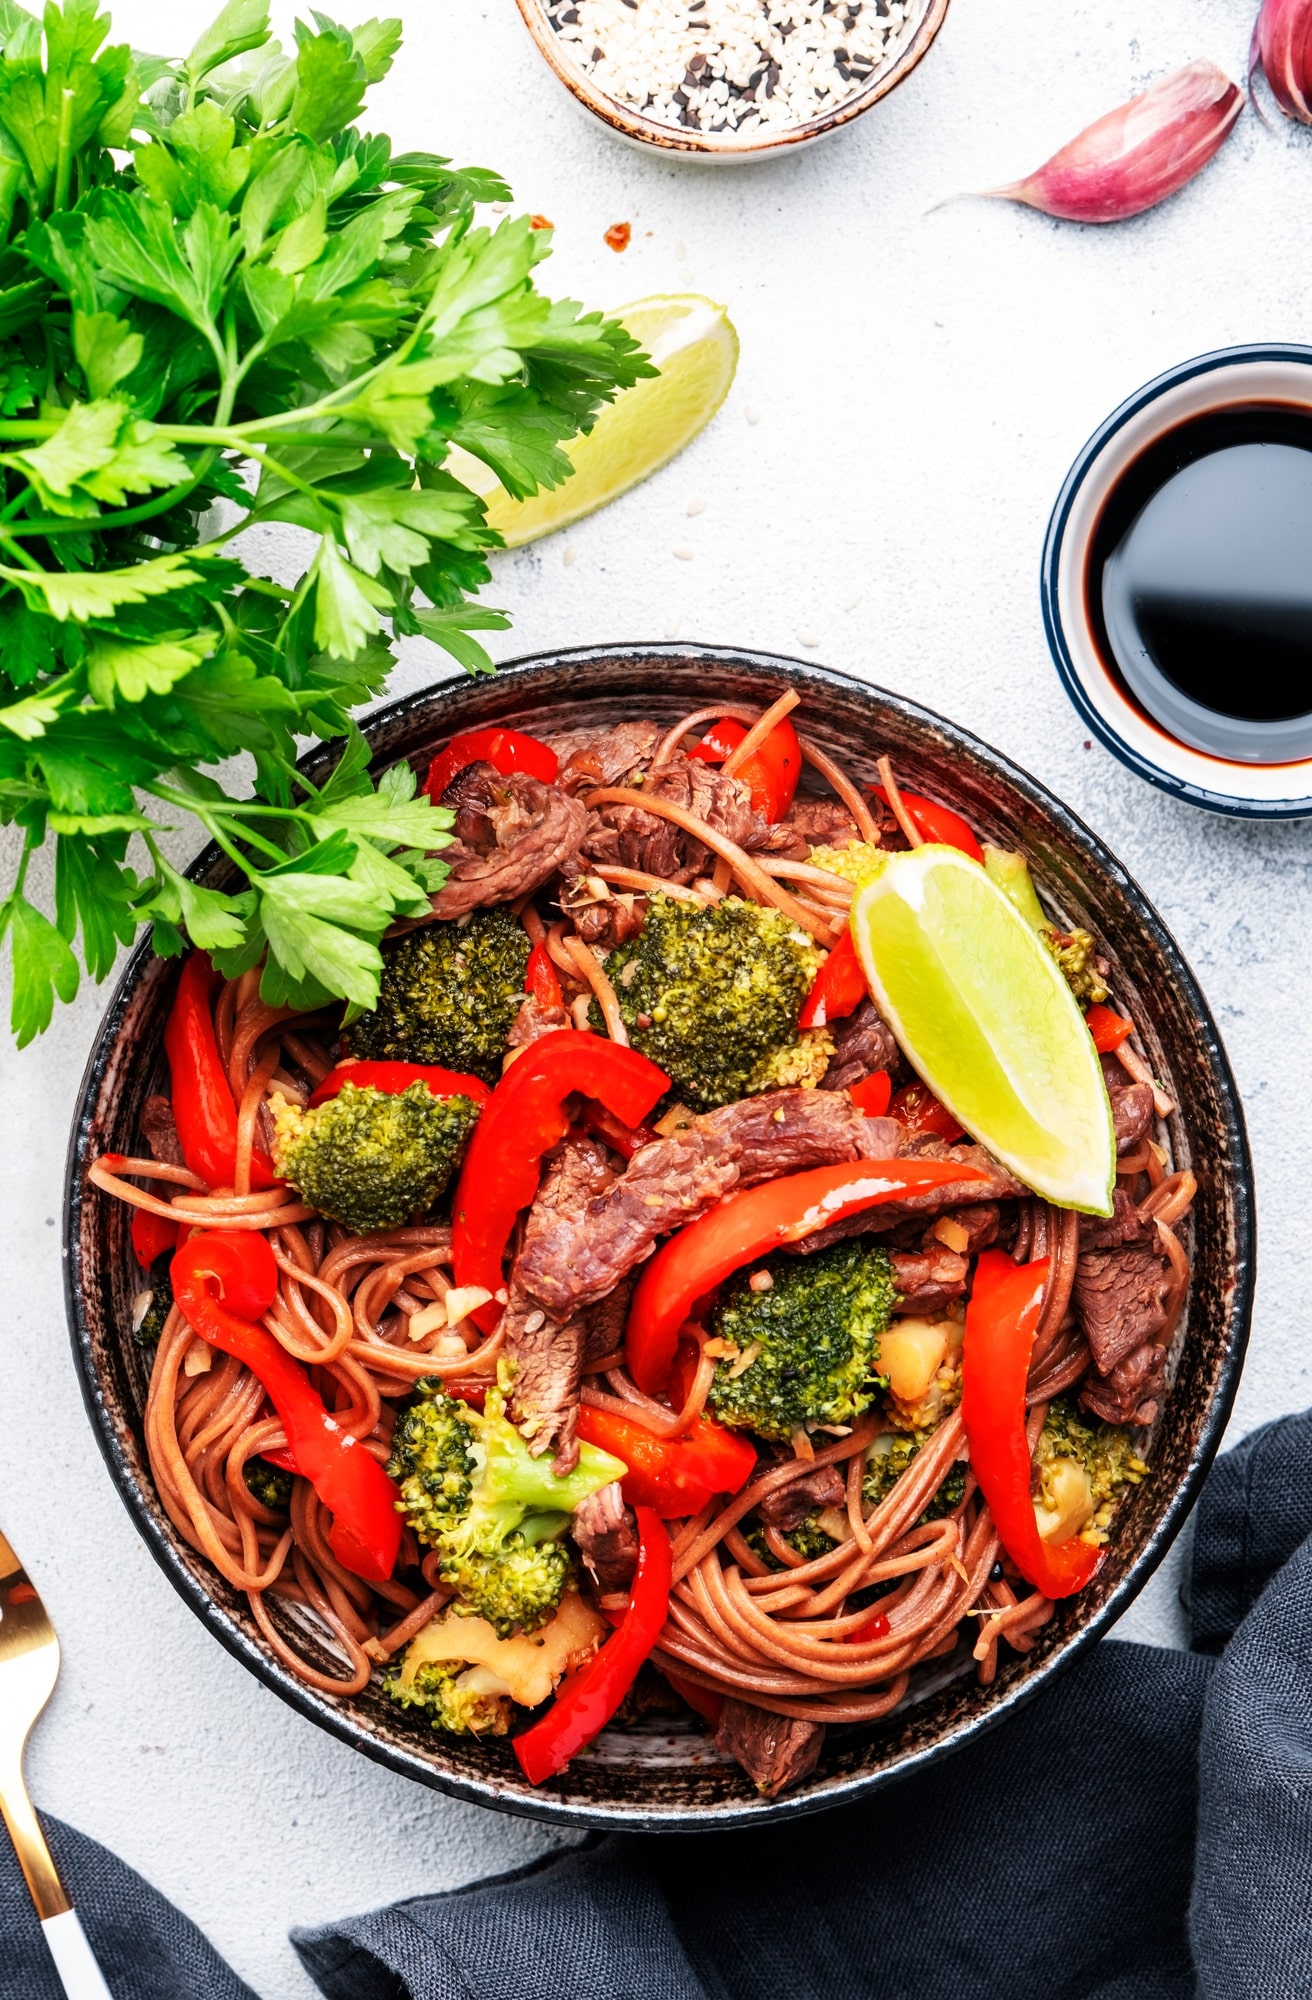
[
  {"x1": 798, "y1": 928, "x2": 866, "y2": 1030},
  {"x1": 961, "y1": 1250, "x2": 1102, "y2": 1599},
  {"x1": 452, "y1": 1032, "x2": 670, "y2": 1333},
  {"x1": 513, "y1": 1505, "x2": 672, "y2": 1784},
  {"x1": 424, "y1": 726, "x2": 559, "y2": 802},
  {"x1": 848, "y1": 1070, "x2": 892, "y2": 1118},
  {"x1": 889, "y1": 1081, "x2": 966, "y2": 1143},
  {"x1": 872, "y1": 787, "x2": 985, "y2": 865},
  {"x1": 1086, "y1": 1003, "x2": 1134, "y2": 1054},
  {"x1": 164, "y1": 954, "x2": 277, "y2": 1192},
  {"x1": 575, "y1": 1406, "x2": 756, "y2": 1520},
  {"x1": 625, "y1": 1155, "x2": 986, "y2": 1398},
  {"x1": 308, "y1": 1060, "x2": 490, "y2": 1110},
  {"x1": 132, "y1": 1207, "x2": 179, "y2": 1267},
  {"x1": 580, "y1": 1101, "x2": 656, "y2": 1161},
  {"x1": 172, "y1": 1232, "x2": 402, "y2": 1584},
  {"x1": 525, "y1": 940, "x2": 564, "y2": 1012},
  {"x1": 688, "y1": 715, "x2": 802, "y2": 824}
]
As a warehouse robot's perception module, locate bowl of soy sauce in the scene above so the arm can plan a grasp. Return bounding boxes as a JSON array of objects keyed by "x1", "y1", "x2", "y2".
[{"x1": 1042, "y1": 344, "x2": 1312, "y2": 818}]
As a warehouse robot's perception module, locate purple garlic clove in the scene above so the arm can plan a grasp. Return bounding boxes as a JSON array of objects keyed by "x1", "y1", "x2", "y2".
[
  {"x1": 1251, "y1": 0, "x2": 1312, "y2": 122},
  {"x1": 986, "y1": 61, "x2": 1244, "y2": 223}
]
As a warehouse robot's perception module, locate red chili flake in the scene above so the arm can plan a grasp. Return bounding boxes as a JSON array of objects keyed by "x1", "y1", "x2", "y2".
[
  {"x1": 604, "y1": 221, "x2": 632, "y2": 251},
  {"x1": 529, "y1": 214, "x2": 554, "y2": 231}
]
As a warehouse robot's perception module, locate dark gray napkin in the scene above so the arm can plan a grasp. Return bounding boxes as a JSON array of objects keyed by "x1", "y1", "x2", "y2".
[{"x1": 4, "y1": 1411, "x2": 1310, "y2": 2000}]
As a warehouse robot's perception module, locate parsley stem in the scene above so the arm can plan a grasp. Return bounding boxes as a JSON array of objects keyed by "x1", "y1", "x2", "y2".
[{"x1": 52, "y1": 88, "x2": 75, "y2": 215}]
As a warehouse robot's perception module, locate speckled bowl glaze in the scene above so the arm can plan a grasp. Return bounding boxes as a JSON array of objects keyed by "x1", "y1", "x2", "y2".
[
  {"x1": 512, "y1": 0, "x2": 950, "y2": 160},
  {"x1": 65, "y1": 645, "x2": 1252, "y2": 1831}
]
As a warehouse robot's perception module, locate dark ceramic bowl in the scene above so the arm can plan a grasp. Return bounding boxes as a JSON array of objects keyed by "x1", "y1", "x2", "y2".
[{"x1": 65, "y1": 644, "x2": 1252, "y2": 1830}]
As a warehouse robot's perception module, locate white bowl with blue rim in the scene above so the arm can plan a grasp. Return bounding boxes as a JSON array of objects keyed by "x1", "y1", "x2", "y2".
[{"x1": 1042, "y1": 343, "x2": 1312, "y2": 820}]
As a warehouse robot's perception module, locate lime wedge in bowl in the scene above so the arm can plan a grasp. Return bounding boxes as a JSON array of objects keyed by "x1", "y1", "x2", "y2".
[
  {"x1": 850, "y1": 844, "x2": 1115, "y2": 1215},
  {"x1": 445, "y1": 295, "x2": 738, "y2": 547}
]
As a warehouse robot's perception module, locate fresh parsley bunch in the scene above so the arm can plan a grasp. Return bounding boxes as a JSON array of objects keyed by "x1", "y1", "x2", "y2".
[{"x1": 0, "y1": 0, "x2": 651, "y2": 1043}]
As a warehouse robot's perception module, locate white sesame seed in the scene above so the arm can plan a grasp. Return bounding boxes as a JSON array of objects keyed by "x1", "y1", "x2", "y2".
[
  {"x1": 686, "y1": 496, "x2": 707, "y2": 515},
  {"x1": 673, "y1": 545, "x2": 695, "y2": 560},
  {"x1": 843, "y1": 591, "x2": 862, "y2": 611},
  {"x1": 665, "y1": 619, "x2": 682, "y2": 638},
  {"x1": 562, "y1": 544, "x2": 578, "y2": 566},
  {"x1": 797, "y1": 630, "x2": 819, "y2": 647},
  {"x1": 745, "y1": 403, "x2": 761, "y2": 425}
]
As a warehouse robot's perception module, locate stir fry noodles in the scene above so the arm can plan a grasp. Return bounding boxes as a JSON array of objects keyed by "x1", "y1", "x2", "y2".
[{"x1": 93, "y1": 692, "x2": 1193, "y2": 1797}]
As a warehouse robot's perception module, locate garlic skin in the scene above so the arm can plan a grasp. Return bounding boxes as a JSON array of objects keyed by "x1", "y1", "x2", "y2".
[
  {"x1": 988, "y1": 61, "x2": 1243, "y2": 223},
  {"x1": 1251, "y1": 0, "x2": 1312, "y2": 122}
]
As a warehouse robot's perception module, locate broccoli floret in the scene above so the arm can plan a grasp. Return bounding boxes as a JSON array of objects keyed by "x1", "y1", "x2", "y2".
[
  {"x1": 243, "y1": 1457, "x2": 293, "y2": 1511},
  {"x1": 1039, "y1": 928, "x2": 1111, "y2": 1008},
  {"x1": 387, "y1": 1380, "x2": 625, "y2": 1636},
  {"x1": 600, "y1": 894, "x2": 821, "y2": 1113},
  {"x1": 863, "y1": 1428, "x2": 966, "y2": 1523},
  {"x1": 385, "y1": 1660, "x2": 510, "y2": 1737},
  {"x1": 346, "y1": 907, "x2": 530, "y2": 1082},
  {"x1": 706, "y1": 1239, "x2": 896, "y2": 1441},
  {"x1": 131, "y1": 1253, "x2": 174, "y2": 1347},
  {"x1": 1034, "y1": 1395, "x2": 1147, "y2": 1545},
  {"x1": 269, "y1": 1081, "x2": 480, "y2": 1235}
]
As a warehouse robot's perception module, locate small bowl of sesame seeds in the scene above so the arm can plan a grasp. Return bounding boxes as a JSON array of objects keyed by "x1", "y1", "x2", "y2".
[{"x1": 515, "y1": 0, "x2": 951, "y2": 159}]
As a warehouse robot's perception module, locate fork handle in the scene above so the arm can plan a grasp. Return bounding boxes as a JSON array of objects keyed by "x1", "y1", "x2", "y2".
[{"x1": 41, "y1": 1910, "x2": 115, "y2": 1999}]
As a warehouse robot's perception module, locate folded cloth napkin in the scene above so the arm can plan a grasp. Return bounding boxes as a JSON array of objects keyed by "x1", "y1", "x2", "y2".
[{"x1": 5, "y1": 1411, "x2": 1311, "y2": 2000}]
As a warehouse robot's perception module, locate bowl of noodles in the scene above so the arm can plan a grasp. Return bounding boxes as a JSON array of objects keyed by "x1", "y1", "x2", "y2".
[{"x1": 65, "y1": 643, "x2": 1253, "y2": 1826}]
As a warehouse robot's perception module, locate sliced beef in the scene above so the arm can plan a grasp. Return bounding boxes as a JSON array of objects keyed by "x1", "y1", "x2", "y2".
[
  {"x1": 794, "y1": 1138, "x2": 1021, "y2": 1257},
  {"x1": 581, "y1": 757, "x2": 768, "y2": 885},
  {"x1": 1073, "y1": 1243, "x2": 1170, "y2": 1376},
  {"x1": 1079, "y1": 1338, "x2": 1166, "y2": 1428},
  {"x1": 551, "y1": 721, "x2": 665, "y2": 796},
  {"x1": 819, "y1": 998, "x2": 901, "y2": 1094},
  {"x1": 428, "y1": 764, "x2": 586, "y2": 919},
  {"x1": 1078, "y1": 1187, "x2": 1153, "y2": 1252},
  {"x1": 570, "y1": 1480, "x2": 639, "y2": 1592},
  {"x1": 513, "y1": 1090, "x2": 898, "y2": 1321},
  {"x1": 507, "y1": 989, "x2": 568, "y2": 1049},
  {"x1": 889, "y1": 1244, "x2": 969, "y2": 1315},
  {"x1": 140, "y1": 1094, "x2": 183, "y2": 1166},
  {"x1": 563, "y1": 882, "x2": 646, "y2": 951},
  {"x1": 1102, "y1": 1052, "x2": 1155, "y2": 1155},
  {"x1": 755, "y1": 1461, "x2": 845, "y2": 1531},
  {"x1": 580, "y1": 1276, "x2": 635, "y2": 1367},
  {"x1": 760, "y1": 795, "x2": 861, "y2": 858},
  {"x1": 507, "y1": 1136, "x2": 616, "y2": 1471},
  {"x1": 716, "y1": 1700, "x2": 826, "y2": 1798},
  {"x1": 923, "y1": 1203, "x2": 1000, "y2": 1256}
]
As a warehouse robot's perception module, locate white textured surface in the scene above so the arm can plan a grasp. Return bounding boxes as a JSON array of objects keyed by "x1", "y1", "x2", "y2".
[{"x1": 0, "y1": 0, "x2": 1306, "y2": 1993}]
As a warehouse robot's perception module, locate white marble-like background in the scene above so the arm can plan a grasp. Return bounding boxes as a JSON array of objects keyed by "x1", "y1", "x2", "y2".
[{"x1": 1, "y1": 0, "x2": 1306, "y2": 1992}]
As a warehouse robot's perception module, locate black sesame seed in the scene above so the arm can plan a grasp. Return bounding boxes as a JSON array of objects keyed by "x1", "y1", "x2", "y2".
[
  {"x1": 990, "y1": 1562, "x2": 1004, "y2": 1581},
  {"x1": 592, "y1": 43, "x2": 604, "y2": 59}
]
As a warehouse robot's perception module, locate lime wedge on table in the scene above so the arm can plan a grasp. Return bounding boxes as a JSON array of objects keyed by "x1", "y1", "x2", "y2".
[
  {"x1": 446, "y1": 295, "x2": 739, "y2": 547},
  {"x1": 850, "y1": 845, "x2": 1115, "y2": 1216}
]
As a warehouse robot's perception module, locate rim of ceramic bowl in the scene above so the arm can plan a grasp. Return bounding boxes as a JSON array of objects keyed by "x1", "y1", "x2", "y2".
[
  {"x1": 1042, "y1": 342, "x2": 1312, "y2": 821},
  {"x1": 511, "y1": 0, "x2": 950, "y2": 158},
  {"x1": 64, "y1": 643, "x2": 1253, "y2": 1830}
]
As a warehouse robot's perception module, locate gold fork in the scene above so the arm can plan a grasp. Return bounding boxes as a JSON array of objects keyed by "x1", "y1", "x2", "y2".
[{"x1": 0, "y1": 1525, "x2": 113, "y2": 1998}]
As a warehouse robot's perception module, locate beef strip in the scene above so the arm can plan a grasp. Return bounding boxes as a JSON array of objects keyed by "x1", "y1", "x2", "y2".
[
  {"x1": 889, "y1": 1244, "x2": 969, "y2": 1315},
  {"x1": 759, "y1": 795, "x2": 861, "y2": 858},
  {"x1": 581, "y1": 756, "x2": 768, "y2": 885},
  {"x1": 551, "y1": 721, "x2": 665, "y2": 796},
  {"x1": 1073, "y1": 1243, "x2": 1170, "y2": 1376},
  {"x1": 427, "y1": 764, "x2": 587, "y2": 919},
  {"x1": 1102, "y1": 1052, "x2": 1155, "y2": 1155},
  {"x1": 1078, "y1": 1187, "x2": 1153, "y2": 1252},
  {"x1": 563, "y1": 883, "x2": 646, "y2": 951},
  {"x1": 507, "y1": 989, "x2": 568, "y2": 1049},
  {"x1": 506, "y1": 1136, "x2": 616, "y2": 1471},
  {"x1": 570, "y1": 1481, "x2": 639, "y2": 1592},
  {"x1": 923, "y1": 1203, "x2": 1001, "y2": 1256},
  {"x1": 755, "y1": 1461, "x2": 845, "y2": 1530},
  {"x1": 792, "y1": 1138, "x2": 1021, "y2": 1257},
  {"x1": 513, "y1": 1090, "x2": 904, "y2": 1319},
  {"x1": 140, "y1": 1094, "x2": 183, "y2": 1166},
  {"x1": 818, "y1": 998, "x2": 902, "y2": 1094},
  {"x1": 580, "y1": 1275, "x2": 635, "y2": 1367},
  {"x1": 716, "y1": 1700, "x2": 827, "y2": 1798},
  {"x1": 1079, "y1": 1338, "x2": 1166, "y2": 1427}
]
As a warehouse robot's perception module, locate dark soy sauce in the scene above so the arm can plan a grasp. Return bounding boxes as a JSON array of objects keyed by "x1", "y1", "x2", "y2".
[{"x1": 1088, "y1": 404, "x2": 1312, "y2": 763}]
